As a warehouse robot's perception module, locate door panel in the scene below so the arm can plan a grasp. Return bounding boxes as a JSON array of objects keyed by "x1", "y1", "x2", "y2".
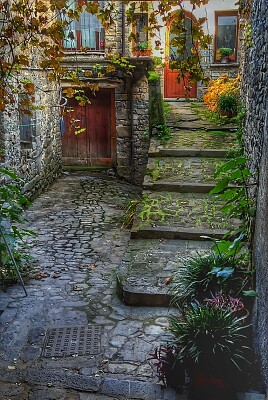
[
  {"x1": 62, "y1": 89, "x2": 115, "y2": 166},
  {"x1": 164, "y1": 16, "x2": 197, "y2": 99}
]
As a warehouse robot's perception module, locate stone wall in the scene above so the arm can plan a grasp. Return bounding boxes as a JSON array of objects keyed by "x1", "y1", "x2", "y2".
[
  {"x1": 0, "y1": 69, "x2": 62, "y2": 199},
  {"x1": 241, "y1": 0, "x2": 268, "y2": 391},
  {"x1": 115, "y1": 61, "x2": 150, "y2": 185}
]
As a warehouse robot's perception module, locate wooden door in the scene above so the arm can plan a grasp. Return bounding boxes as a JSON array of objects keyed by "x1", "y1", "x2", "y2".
[
  {"x1": 164, "y1": 16, "x2": 197, "y2": 99},
  {"x1": 62, "y1": 89, "x2": 116, "y2": 166}
]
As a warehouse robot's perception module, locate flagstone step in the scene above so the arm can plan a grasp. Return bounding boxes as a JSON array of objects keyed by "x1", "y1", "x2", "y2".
[
  {"x1": 130, "y1": 226, "x2": 229, "y2": 240},
  {"x1": 143, "y1": 181, "x2": 215, "y2": 193},
  {"x1": 131, "y1": 191, "x2": 239, "y2": 236},
  {"x1": 118, "y1": 239, "x2": 212, "y2": 307},
  {"x1": 149, "y1": 147, "x2": 229, "y2": 158},
  {"x1": 150, "y1": 129, "x2": 238, "y2": 152},
  {"x1": 144, "y1": 157, "x2": 224, "y2": 189}
]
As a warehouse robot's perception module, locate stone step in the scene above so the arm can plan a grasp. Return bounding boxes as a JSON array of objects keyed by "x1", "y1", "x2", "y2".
[
  {"x1": 131, "y1": 192, "x2": 239, "y2": 239},
  {"x1": 118, "y1": 239, "x2": 212, "y2": 307},
  {"x1": 131, "y1": 226, "x2": 229, "y2": 240},
  {"x1": 143, "y1": 181, "x2": 215, "y2": 193},
  {"x1": 144, "y1": 156, "x2": 224, "y2": 188},
  {"x1": 150, "y1": 129, "x2": 238, "y2": 152},
  {"x1": 149, "y1": 148, "x2": 228, "y2": 158}
]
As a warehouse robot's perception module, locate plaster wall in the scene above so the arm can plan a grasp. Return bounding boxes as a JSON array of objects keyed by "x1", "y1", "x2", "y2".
[{"x1": 151, "y1": 0, "x2": 239, "y2": 97}]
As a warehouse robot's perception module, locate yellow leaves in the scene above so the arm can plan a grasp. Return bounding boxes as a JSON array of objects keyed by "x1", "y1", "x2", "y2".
[
  {"x1": 35, "y1": 1, "x2": 48, "y2": 13},
  {"x1": 23, "y1": 83, "x2": 35, "y2": 94},
  {"x1": 63, "y1": 87, "x2": 75, "y2": 98},
  {"x1": 203, "y1": 74, "x2": 240, "y2": 112}
]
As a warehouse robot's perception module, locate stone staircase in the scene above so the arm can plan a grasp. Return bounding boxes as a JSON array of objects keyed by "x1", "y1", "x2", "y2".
[{"x1": 118, "y1": 102, "x2": 239, "y2": 307}]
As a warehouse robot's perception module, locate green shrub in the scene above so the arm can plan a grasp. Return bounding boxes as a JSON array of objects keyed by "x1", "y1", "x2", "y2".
[
  {"x1": 217, "y1": 93, "x2": 238, "y2": 118},
  {"x1": 169, "y1": 303, "x2": 250, "y2": 371}
]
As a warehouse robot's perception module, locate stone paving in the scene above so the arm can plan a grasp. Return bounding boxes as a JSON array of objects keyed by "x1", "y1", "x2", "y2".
[
  {"x1": 119, "y1": 102, "x2": 240, "y2": 307},
  {"x1": 0, "y1": 171, "x2": 179, "y2": 400},
  {"x1": 0, "y1": 102, "x2": 242, "y2": 400},
  {"x1": 145, "y1": 157, "x2": 224, "y2": 185}
]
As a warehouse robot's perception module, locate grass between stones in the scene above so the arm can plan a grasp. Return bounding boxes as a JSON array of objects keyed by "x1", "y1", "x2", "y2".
[{"x1": 134, "y1": 192, "x2": 239, "y2": 231}]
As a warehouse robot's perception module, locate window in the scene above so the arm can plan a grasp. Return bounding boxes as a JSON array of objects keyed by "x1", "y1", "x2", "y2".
[
  {"x1": 133, "y1": 14, "x2": 148, "y2": 43},
  {"x1": 63, "y1": 1, "x2": 105, "y2": 51},
  {"x1": 18, "y1": 96, "x2": 35, "y2": 148},
  {"x1": 214, "y1": 11, "x2": 239, "y2": 63},
  {"x1": 169, "y1": 17, "x2": 193, "y2": 62}
]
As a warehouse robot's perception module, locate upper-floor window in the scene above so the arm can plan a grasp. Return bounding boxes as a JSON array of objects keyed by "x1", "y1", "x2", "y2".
[
  {"x1": 214, "y1": 11, "x2": 239, "y2": 63},
  {"x1": 18, "y1": 95, "x2": 35, "y2": 149},
  {"x1": 63, "y1": 1, "x2": 105, "y2": 51}
]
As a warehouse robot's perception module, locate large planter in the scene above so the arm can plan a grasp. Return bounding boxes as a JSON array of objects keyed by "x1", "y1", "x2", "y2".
[{"x1": 189, "y1": 369, "x2": 237, "y2": 400}]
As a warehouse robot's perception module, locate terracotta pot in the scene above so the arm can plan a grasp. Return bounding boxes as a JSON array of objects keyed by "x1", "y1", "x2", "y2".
[{"x1": 132, "y1": 49, "x2": 152, "y2": 57}]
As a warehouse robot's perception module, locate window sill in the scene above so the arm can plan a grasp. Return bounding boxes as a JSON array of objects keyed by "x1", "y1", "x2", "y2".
[
  {"x1": 63, "y1": 50, "x2": 105, "y2": 55},
  {"x1": 20, "y1": 141, "x2": 33, "y2": 150},
  {"x1": 210, "y1": 63, "x2": 239, "y2": 68}
]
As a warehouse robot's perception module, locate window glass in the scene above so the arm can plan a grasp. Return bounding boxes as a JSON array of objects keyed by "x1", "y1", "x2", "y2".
[
  {"x1": 18, "y1": 95, "x2": 35, "y2": 148},
  {"x1": 63, "y1": 1, "x2": 105, "y2": 51},
  {"x1": 215, "y1": 12, "x2": 238, "y2": 62},
  {"x1": 134, "y1": 14, "x2": 148, "y2": 44},
  {"x1": 169, "y1": 17, "x2": 192, "y2": 63}
]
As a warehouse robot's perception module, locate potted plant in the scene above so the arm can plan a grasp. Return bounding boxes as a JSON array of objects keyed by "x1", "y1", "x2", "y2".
[
  {"x1": 148, "y1": 344, "x2": 185, "y2": 389},
  {"x1": 132, "y1": 41, "x2": 152, "y2": 56},
  {"x1": 171, "y1": 240, "x2": 248, "y2": 306},
  {"x1": 216, "y1": 92, "x2": 238, "y2": 118},
  {"x1": 169, "y1": 303, "x2": 251, "y2": 400},
  {"x1": 219, "y1": 47, "x2": 234, "y2": 63}
]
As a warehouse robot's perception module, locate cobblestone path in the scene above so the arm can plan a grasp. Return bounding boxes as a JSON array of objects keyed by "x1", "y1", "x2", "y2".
[
  {"x1": 0, "y1": 172, "x2": 177, "y2": 400},
  {"x1": 0, "y1": 102, "x2": 239, "y2": 400}
]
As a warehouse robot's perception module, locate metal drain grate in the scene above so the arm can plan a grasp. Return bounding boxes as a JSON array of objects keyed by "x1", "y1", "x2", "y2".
[{"x1": 41, "y1": 325, "x2": 101, "y2": 358}]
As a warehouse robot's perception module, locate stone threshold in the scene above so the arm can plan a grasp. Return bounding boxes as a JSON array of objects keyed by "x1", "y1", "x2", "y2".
[{"x1": 130, "y1": 226, "x2": 229, "y2": 240}]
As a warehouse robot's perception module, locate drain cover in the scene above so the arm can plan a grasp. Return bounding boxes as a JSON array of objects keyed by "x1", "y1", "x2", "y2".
[{"x1": 42, "y1": 326, "x2": 101, "y2": 358}]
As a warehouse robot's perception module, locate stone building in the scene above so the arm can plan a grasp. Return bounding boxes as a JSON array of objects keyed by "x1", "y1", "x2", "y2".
[
  {"x1": 0, "y1": 71, "x2": 62, "y2": 199},
  {"x1": 0, "y1": 1, "x2": 152, "y2": 199},
  {"x1": 144, "y1": 0, "x2": 241, "y2": 98},
  {"x1": 241, "y1": 0, "x2": 268, "y2": 393},
  {"x1": 60, "y1": 1, "x2": 151, "y2": 185}
]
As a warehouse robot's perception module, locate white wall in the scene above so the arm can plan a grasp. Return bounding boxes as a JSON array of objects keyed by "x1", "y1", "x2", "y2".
[{"x1": 152, "y1": 0, "x2": 238, "y2": 61}]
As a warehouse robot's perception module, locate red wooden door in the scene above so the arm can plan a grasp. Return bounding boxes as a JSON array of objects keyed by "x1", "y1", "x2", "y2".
[
  {"x1": 62, "y1": 89, "x2": 116, "y2": 166},
  {"x1": 164, "y1": 16, "x2": 197, "y2": 99}
]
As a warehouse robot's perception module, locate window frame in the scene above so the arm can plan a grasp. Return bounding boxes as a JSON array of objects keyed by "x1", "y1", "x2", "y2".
[
  {"x1": 63, "y1": 0, "x2": 105, "y2": 52},
  {"x1": 18, "y1": 95, "x2": 35, "y2": 149},
  {"x1": 132, "y1": 13, "x2": 149, "y2": 50},
  {"x1": 214, "y1": 10, "x2": 239, "y2": 63}
]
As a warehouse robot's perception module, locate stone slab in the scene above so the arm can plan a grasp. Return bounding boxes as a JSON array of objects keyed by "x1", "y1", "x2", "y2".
[
  {"x1": 237, "y1": 393, "x2": 266, "y2": 400},
  {"x1": 118, "y1": 239, "x2": 211, "y2": 307},
  {"x1": 100, "y1": 377, "x2": 178, "y2": 400},
  {"x1": 149, "y1": 148, "x2": 229, "y2": 158},
  {"x1": 131, "y1": 226, "x2": 229, "y2": 240},
  {"x1": 145, "y1": 156, "x2": 223, "y2": 186},
  {"x1": 150, "y1": 129, "x2": 237, "y2": 151},
  {"x1": 143, "y1": 182, "x2": 215, "y2": 193},
  {"x1": 133, "y1": 191, "x2": 239, "y2": 233}
]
